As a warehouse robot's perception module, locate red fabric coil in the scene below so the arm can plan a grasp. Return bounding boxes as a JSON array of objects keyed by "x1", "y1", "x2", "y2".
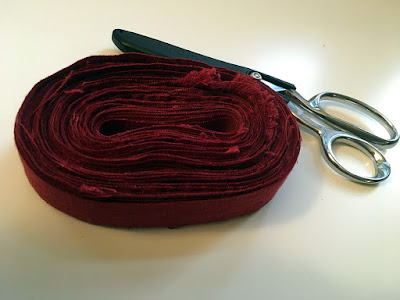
[{"x1": 14, "y1": 53, "x2": 301, "y2": 227}]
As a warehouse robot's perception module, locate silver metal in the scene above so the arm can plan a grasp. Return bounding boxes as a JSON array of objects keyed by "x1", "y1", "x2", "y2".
[
  {"x1": 308, "y1": 92, "x2": 399, "y2": 146},
  {"x1": 250, "y1": 71, "x2": 262, "y2": 80},
  {"x1": 281, "y1": 89, "x2": 394, "y2": 184}
]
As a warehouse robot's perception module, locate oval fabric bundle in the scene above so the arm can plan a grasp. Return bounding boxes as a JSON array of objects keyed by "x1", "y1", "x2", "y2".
[{"x1": 15, "y1": 53, "x2": 301, "y2": 227}]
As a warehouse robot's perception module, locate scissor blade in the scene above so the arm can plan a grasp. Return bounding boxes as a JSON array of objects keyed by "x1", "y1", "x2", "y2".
[
  {"x1": 112, "y1": 29, "x2": 296, "y2": 90},
  {"x1": 113, "y1": 29, "x2": 252, "y2": 73},
  {"x1": 265, "y1": 81, "x2": 287, "y2": 93},
  {"x1": 260, "y1": 81, "x2": 293, "y2": 104}
]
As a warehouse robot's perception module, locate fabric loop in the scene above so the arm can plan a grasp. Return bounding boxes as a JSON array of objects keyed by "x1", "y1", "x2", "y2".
[{"x1": 15, "y1": 53, "x2": 301, "y2": 227}]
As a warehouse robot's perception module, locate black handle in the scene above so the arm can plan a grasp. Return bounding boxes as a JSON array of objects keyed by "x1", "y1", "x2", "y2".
[{"x1": 112, "y1": 29, "x2": 296, "y2": 90}]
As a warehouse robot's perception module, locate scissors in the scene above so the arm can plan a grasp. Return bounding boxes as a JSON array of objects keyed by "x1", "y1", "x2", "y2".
[{"x1": 112, "y1": 29, "x2": 399, "y2": 184}]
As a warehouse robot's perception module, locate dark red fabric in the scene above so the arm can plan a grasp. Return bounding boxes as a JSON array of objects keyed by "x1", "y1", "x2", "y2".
[{"x1": 14, "y1": 53, "x2": 301, "y2": 227}]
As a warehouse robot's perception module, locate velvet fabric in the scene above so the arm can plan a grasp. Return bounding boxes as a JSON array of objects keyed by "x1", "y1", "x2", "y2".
[{"x1": 14, "y1": 53, "x2": 301, "y2": 227}]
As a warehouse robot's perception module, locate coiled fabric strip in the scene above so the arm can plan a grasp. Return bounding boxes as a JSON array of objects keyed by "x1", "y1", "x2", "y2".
[{"x1": 14, "y1": 53, "x2": 301, "y2": 227}]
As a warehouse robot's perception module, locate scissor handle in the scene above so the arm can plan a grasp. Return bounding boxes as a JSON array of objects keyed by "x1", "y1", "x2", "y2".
[
  {"x1": 320, "y1": 129, "x2": 390, "y2": 184},
  {"x1": 284, "y1": 90, "x2": 392, "y2": 184},
  {"x1": 308, "y1": 92, "x2": 399, "y2": 147}
]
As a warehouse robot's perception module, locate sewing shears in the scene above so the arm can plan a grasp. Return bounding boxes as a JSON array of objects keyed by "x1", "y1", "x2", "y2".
[{"x1": 112, "y1": 29, "x2": 399, "y2": 184}]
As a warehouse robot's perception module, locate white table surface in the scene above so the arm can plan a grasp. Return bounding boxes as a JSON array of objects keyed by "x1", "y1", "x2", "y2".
[{"x1": 1, "y1": 1, "x2": 400, "y2": 299}]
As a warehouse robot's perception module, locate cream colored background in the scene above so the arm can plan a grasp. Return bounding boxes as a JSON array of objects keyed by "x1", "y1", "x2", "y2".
[{"x1": 1, "y1": 1, "x2": 400, "y2": 299}]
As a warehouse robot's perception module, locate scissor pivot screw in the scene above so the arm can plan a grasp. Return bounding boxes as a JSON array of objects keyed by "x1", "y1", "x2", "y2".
[{"x1": 250, "y1": 71, "x2": 262, "y2": 80}]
